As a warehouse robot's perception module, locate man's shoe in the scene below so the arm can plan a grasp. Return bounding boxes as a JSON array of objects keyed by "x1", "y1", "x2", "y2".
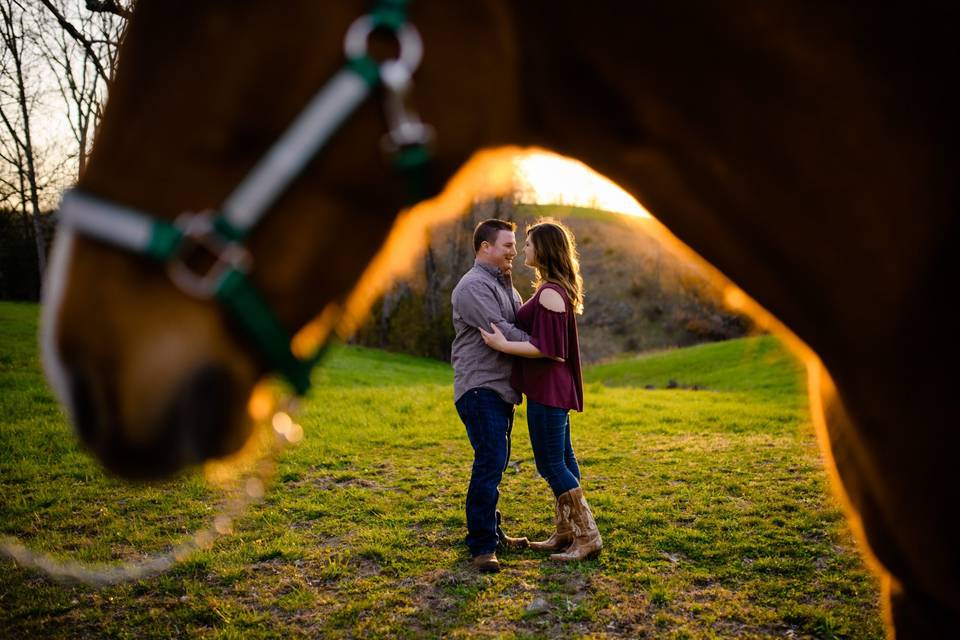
[
  {"x1": 499, "y1": 531, "x2": 530, "y2": 550},
  {"x1": 496, "y1": 510, "x2": 529, "y2": 550},
  {"x1": 472, "y1": 552, "x2": 500, "y2": 573}
]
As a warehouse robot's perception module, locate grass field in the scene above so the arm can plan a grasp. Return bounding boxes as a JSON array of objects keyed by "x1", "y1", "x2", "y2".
[{"x1": 0, "y1": 302, "x2": 883, "y2": 638}]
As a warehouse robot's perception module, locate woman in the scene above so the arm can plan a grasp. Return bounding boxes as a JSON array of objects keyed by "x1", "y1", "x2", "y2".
[{"x1": 479, "y1": 218, "x2": 602, "y2": 561}]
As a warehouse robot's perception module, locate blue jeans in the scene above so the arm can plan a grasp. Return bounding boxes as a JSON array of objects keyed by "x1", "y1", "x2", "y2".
[
  {"x1": 455, "y1": 388, "x2": 515, "y2": 556},
  {"x1": 527, "y1": 398, "x2": 581, "y2": 497}
]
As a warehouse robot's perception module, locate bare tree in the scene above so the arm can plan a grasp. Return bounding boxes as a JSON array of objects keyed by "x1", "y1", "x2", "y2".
[
  {"x1": 1, "y1": 0, "x2": 47, "y2": 276},
  {"x1": 35, "y1": 0, "x2": 126, "y2": 177},
  {"x1": 37, "y1": 0, "x2": 105, "y2": 83},
  {"x1": 0, "y1": 0, "x2": 128, "y2": 296},
  {"x1": 376, "y1": 282, "x2": 410, "y2": 348},
  {"x1": 422, "y1": 230, "x2": 440, "y2": 319},
  {"x1": 84, "y1": 0, "x2": 132, "y2": 20}
]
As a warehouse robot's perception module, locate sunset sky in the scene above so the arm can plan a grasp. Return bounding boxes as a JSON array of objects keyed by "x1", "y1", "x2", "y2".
[{"x1": 514, "y1": 152, "x2": 651, "y2": 217}]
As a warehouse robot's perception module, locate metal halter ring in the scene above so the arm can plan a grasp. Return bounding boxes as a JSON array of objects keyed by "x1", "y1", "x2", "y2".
[
  {"x1": 343, "y1": 14, "x2": 423, "y2": 77},
  {"x1": 167, "y1": 211, "x2": 252, "y2": 300}
]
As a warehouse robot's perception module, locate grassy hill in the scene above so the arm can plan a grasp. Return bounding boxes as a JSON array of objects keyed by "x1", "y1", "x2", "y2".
[
  {"x1": 518, "y1": 203, "x2": 751, "y2": 362},
  {"x1": 355, "y1": 200, "x2": 750, "y2": 364},
  {"x1": 312, "y1": 344, "x2": 453, "y2": 388},
  {"x1": 585, "y1": 336, "x2": 806, "y2": 400},
  {"x1": 0, "y1": 303, "x2": 882, "y2": 638}
]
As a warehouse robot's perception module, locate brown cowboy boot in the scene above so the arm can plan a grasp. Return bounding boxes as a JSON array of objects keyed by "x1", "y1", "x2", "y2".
[
  {"x1": 550, "y1": 487, "x2": 602, "y2": 561},
  {"x1": 496, "y1": 510, "x2": 529, "y2": 551},
  {"x1": 471, "y1": 552, "x2": 500, "y2": 573},
  {"x1": 528, "y1": 497, "x2": 574, "y2": 552}
]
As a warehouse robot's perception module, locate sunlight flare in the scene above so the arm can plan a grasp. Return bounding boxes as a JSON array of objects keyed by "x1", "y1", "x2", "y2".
[{"x1": 514, "y1": 152, "x2": 651, "y2": 217}]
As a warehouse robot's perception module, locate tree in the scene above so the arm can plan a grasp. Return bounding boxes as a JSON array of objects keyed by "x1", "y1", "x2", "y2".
[
  {"x1": 35, "y1": 0, "x2": 128, "y2": 178},
  {"x1": 0, "y1": 0, "x2": 129, "y2": 298},
  {"x1": 0, "y1": 0, "x2": 48, "y2": 278}
]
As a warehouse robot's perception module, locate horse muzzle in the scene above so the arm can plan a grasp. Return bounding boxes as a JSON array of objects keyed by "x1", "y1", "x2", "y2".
[{"x1": 68, "y1": 363, "x2": 251, "y2": 480}]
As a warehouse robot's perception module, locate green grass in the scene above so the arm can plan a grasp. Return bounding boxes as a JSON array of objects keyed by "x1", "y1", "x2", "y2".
[
  {"x1": 0, "y1": 302, "x2": 883, "y2": 638},
  {"x1": 585, "y1": 336, "x2": 807, "y2": 399}
]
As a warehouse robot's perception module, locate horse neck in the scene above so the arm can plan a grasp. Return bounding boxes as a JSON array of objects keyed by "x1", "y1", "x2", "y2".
[{"x1": 506, "y1": 2, "x2": 955, "y2": 371}]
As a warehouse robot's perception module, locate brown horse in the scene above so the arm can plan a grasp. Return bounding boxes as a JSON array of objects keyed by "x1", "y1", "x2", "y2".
[{"x1": 41, "y1": 1, "x2": 958, "y2": 636}]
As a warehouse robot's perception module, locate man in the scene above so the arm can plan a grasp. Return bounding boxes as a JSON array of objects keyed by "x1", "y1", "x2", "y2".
[{"x1": 451, "y1": 218, "x2": 531, "y2": 573}]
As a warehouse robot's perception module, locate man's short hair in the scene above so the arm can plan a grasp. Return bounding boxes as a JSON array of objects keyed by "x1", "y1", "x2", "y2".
[{"x1": 473, "y1": 218, "x2": 516, "y2": 252}]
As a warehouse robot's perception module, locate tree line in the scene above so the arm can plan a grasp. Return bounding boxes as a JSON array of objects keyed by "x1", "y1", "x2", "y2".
[{"x1": 0, "y1": 0, "x2": 131, "y2": 299}]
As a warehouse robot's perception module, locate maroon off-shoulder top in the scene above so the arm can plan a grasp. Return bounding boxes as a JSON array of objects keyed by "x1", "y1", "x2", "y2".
[{"x1": 511, "y1": 283, "x2": 584, "y2": 412}]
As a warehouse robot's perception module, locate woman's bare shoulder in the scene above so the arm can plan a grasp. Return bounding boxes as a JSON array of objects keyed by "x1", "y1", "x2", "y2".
[{"x1": 538, "y1": 287, "x2": 566, "y2": 312}]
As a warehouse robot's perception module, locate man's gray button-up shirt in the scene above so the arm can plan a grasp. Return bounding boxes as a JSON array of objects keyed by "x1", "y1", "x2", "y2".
[{"x1": 451, "y1": 261, "x2": 529, "y2": 404}]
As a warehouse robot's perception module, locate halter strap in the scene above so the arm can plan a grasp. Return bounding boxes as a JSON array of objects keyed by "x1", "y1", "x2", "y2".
[
  {"x1": 220, "y1": 65, "x2": 377, "y2": 238},
  {"x1": 58, "y1": 190, "x2": 180, "y2": 258},
  {"x1": 57, "y1": 1, "x2": 431, "y2": 396}
]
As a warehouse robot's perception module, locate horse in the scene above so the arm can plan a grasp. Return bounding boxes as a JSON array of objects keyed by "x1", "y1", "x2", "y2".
[{"x1": 39, "y1": 1, "x2": 958, "y2": 636}]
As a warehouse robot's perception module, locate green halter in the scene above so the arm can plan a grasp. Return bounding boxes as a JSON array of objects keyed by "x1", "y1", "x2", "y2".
[{"x1": 57, "y1": 1, "x2": 432, "y2": 396}]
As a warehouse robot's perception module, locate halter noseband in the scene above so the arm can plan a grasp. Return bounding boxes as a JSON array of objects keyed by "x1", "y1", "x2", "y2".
[{"x1": 56, "y1": 1, "x2": 432, "y2": 395}]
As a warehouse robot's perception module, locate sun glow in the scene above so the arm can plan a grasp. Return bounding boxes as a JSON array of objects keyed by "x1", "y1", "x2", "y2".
[{"x1": 514, "y1": 152, "x2": 651, "y2": 217}]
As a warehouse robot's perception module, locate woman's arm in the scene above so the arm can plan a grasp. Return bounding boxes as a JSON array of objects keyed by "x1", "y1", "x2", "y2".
[{"x1": 479, "y1": 324, "x2": 564, "y2": 362}]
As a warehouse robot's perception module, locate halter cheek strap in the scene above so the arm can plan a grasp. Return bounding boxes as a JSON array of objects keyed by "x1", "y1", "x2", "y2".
[{"x1": 58, "y1": 0, "x2": 432, "y2": 395}]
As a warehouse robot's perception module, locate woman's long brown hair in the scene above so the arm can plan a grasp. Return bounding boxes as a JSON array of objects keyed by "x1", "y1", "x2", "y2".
[{"x1": 527, "y1": 218, "x2": 584, "y2": 314}]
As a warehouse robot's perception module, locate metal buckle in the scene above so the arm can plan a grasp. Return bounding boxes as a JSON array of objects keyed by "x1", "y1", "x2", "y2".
[
  {"x1": 343, "y1": 13, "x2": 433, "y2": 160},
  {"x1": 167, "y1": 211, "x2": 252, "y2": 299},
  {"x1": 343, "y1": 15, "x2": 423, "y2": 75},
  {"x1": 379, "y1": 60, "x2": 435, "y2": 154}
]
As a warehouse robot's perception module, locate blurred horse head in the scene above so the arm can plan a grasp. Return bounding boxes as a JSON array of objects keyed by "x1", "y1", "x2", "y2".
[
  {"x1": 42, "y1": 1, "x2": 518, "y2": 477},
  {"x1": 41, "y1": 1, "x2": 959, "y2": 633}
]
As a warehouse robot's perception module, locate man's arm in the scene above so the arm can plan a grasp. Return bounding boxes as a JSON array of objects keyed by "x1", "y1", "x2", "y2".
[{"x1": 454, "y1": 279, "x2": 529, "y2": 342}]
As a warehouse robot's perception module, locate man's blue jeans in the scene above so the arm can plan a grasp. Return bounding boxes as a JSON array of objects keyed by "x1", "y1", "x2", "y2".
[
  {"x1": 455, "y1": 388, "x2": 514, "y2": 557},
  {"x1": 527, "y1": 398, "x2": 581, "y2": 497}
]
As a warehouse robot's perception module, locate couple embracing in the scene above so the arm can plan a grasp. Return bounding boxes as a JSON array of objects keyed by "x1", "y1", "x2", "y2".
[{"x1": 451, "y1": 217, "x2": 602, "y2": 573}]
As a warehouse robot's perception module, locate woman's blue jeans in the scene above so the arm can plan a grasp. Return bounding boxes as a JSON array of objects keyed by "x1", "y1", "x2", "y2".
[{"x1": 526, "y1": 398, "x2": 581, "y2": 497}]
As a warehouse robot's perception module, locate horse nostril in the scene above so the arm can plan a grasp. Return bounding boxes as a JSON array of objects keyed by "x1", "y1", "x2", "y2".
[
  {"x1": 172, "y1": 364, "x2": 248, "y2": 463},
  {"x1": 62, "y1": 363, "x2": 249, "y2": 479}
]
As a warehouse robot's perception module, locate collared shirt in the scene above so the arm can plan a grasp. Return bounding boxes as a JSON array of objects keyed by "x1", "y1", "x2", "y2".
[{"x1": 451, "y1": 260, "x2": 529, "y2": 404}]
